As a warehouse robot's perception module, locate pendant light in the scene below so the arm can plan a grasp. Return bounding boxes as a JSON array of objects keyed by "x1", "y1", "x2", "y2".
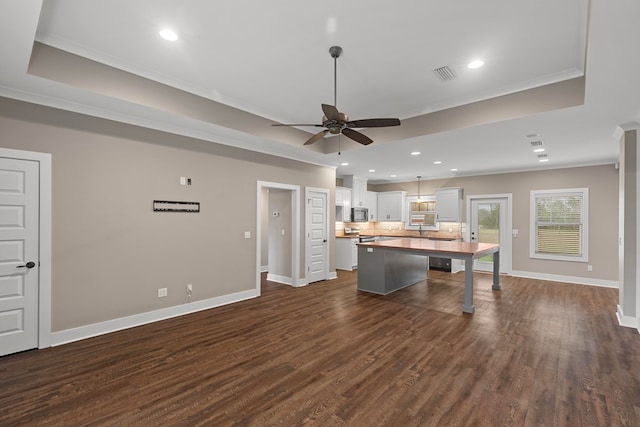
[{"x1": 416, "y1": 175, "x2": 422, "y2": 202}]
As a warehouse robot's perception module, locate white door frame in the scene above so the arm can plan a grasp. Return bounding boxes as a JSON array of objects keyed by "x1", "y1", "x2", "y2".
[
  {"x1": 305, "y1": 187, "x2": 330, "y2": 283},
  {"x1": 466, "y1": 193, "x2": 512, "y2": 275},
  {"x1": 0, "y1": 148, "x2": 52, "y2": 349},
  {"x1": 256, "y1": 181, "x2": 301, "y2": 292}
]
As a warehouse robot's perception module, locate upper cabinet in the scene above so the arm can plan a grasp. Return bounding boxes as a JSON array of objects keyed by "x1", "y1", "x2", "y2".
[
  {"x1": 335, "y1": 186, "x2": 352, "y2": 222},
  {"x1": 343, "y1": 175, "x2": 367, "y2": 208},
  {"x1": 435, "y1": 187, "x2": 462, "y2": 222},
  {"x1": 377, "y1": 191, "x2": 407, "y2": 221},
  {"x1": 366, "y1": 191, "x2": 378, "y2": 221}
]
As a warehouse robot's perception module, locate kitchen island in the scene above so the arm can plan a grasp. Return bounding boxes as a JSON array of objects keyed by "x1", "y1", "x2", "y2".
[{"x1": 357, "y1": 238, "x2": 500, "y2": 314}]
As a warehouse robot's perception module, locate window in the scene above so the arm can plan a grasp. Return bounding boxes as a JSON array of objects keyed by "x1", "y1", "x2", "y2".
[{"x1": 530, "y1": 188, "x2": 588, "y2": 262}]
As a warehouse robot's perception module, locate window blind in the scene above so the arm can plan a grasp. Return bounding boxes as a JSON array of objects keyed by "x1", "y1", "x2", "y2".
[{"x1": 534, "y1": 193, "x2": 583, "y2": 256}]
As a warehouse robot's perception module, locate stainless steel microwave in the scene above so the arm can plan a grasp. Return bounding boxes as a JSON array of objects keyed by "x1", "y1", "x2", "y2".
[{"x1": 351, "y1": 207, "x2": 369, "y2": 222}]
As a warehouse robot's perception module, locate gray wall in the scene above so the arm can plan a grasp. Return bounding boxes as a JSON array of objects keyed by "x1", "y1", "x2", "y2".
[
  {"x1": 267, "y1": 188, "x2": 293, "y2": 278},
  {"x1": 0, "y1": 98, "x2": 336, "y2": 331},
  {"x1": 373, "y1": 164, "x2": 619, "y2": 281}
]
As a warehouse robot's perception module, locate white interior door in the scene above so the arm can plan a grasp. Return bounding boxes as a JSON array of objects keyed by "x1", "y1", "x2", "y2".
[
  {"x1": 470, "y1": 197, "x2": 509, "y2": 273},
  {"x1": 0, "y1": 157, "x2": 39, "y2": 356},
  {"x1": 306, "y1": 189, "x2": 328, "y2": 283}
]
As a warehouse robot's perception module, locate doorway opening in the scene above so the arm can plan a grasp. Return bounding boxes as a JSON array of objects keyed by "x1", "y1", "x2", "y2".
[{"x1": 256, "y1": 181, "x2": 300, "y2": 293}]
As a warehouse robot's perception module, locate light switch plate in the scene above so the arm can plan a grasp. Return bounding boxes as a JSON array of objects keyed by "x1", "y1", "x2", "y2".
[{"x1": 244, "y1": 231, "x2": 251, "y2": 239}]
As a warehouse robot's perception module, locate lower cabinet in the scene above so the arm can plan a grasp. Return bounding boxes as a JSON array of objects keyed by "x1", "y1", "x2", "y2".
[{"x1": 336, "y1": 237, "x2": 358, "y2": 270}]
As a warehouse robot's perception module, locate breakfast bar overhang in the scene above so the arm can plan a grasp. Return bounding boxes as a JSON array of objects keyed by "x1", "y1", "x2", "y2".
[{"x1": 357, "y1": 238, "x2": 501, "y2": 314}]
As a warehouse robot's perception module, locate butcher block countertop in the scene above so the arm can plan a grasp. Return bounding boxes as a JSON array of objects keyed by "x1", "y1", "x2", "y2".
[{"x1": 357, "y1": 238, "x2": 499, "y2": 257}]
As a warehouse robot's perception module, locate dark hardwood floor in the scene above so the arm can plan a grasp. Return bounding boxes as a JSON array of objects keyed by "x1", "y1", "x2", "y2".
[{"x1": 1, "y1": 270, "x2": 639, "y2": 426}]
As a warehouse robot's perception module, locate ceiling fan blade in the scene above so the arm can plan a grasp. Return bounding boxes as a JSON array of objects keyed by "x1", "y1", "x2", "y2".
[
  {"x1": 304, "y1": 129, "x2": 329, "y2": 145},
  {"x1": 321, "y1": 104, "x2": 341, "y2": 121},
  {"x1": 346, "y1": 118, "x2": 401, "y2": 128},
  {"x1": 271, "y1": 123, "x2": 324, "y2": 127},
  {"x1": 342, "y1": 128, "x2": 373, "y2": 145}
]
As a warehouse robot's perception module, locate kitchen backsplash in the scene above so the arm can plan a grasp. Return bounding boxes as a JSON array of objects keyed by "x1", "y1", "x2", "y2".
[{"x1": 336, "y1": 221, "x2": 463, "y2": 239}]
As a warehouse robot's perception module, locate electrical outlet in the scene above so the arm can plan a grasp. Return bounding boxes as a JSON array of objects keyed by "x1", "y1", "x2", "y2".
[
  {"x1": 158, "y1": 288, "x2": 168, "y2": 297},
  {"x1": 587, "y1": 265, "x2": 593, "y2": 272}
]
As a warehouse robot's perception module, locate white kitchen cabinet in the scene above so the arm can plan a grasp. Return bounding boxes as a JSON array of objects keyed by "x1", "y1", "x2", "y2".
[
  {"x1": 343, "y1": 175, "x2": 367, "y2": 208},
  {"x1": 377, "y1": 191, "x2": 407, "y2": 221},
  {"x1": 366, "y1": 191, "x2": 378, "y2": 221},
  {"x1": 335, "y1": 187, "x2": 345, "y2": 207},
  {"x1": 336, "y1": 237, "x2": 358, "y2": 270},
  {"x1": 436, "y1": 188, "x2": 462, "y2": 222},
  {"x1": 335, "y1": 186, "x2": 352, "y2": 222}
]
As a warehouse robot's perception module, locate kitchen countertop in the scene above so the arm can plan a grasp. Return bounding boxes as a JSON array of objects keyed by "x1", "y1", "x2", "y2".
[{"x1": 357, "y1": 238, "x2": 496, "y2": 256}]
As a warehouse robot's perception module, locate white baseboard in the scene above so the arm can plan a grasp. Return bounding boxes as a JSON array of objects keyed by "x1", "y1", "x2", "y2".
[
  {"x1": 260, "y1": 265, "x2": 268, "y2": 273},
  {"x1": 266, "y1": 273, "x2": 293, "y2": 286},
  {"x1": 616, "y1": 304, "x2": 639, "y2": 330},
  {"x1": 328, "y1": 271, "x2": 338, "y2": 280},
  {"x1": 511, "y1": 270, "x2": 619, "y2": 289},
  {"x1": 51, "y1": 289, "x2": 259, "y2": 347}
]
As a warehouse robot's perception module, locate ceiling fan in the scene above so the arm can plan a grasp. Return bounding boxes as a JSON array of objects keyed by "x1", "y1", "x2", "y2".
[{"x1": 272, "y1": 46, "x2": 401, "y2": 146}]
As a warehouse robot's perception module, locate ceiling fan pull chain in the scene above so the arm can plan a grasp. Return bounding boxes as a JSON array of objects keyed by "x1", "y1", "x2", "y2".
[{"x1": 334, "y1": 55, "x2": 338, "y2": 108}]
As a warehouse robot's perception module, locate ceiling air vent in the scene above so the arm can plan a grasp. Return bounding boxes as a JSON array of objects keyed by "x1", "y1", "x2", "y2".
[
  {"x1": 537, "y1": 153, "x2": 548, "y2": 159},
  {"x1": 434, "y1": 65, "x2": 456, "y2": 81},
  {"x1": 529, "y1": 140, "x2": 544, "y2": 147}
]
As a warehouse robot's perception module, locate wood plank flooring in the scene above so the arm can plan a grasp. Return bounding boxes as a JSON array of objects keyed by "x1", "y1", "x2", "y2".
[{"x1": 1, "y1": 270, "x2": 639, "y2": 426}]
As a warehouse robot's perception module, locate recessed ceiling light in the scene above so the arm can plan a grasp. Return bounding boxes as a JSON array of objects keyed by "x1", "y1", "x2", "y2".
[
  {"x1": 433, "y1": 161, "x2": 442, "y2": 165},
  {"x1": 411, "y1": 151, "x2": 421, "y2": 156},
  {"x1": 450, "y1": 168, "x2": 458, "y2": 172},
  {"x1": 340, "y1": 162, "x2": 349, "y2": 166},
  {"x1": 539, "y1": 158, "x2": 549, "y2": 163},
  {"x1": 468, "y1": 59, "x2": 484, "y2": 69},
  {"x1": 159, "y1": 29, "x2": 178, "y2": 41},
  {"x1": 390, "y1": 174, "x2": 397, "y2": 178},
  {"x1": 368, "y1": 169, "x2": 375, "y2": 173},
  {"x1": 533, "y1": 148, "x2": 546, "y2": 153}
]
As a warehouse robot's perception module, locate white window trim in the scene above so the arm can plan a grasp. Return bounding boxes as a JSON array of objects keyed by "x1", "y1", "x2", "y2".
[{"x1": 529, "y1": 188, "x2": 589, "y2": 262}]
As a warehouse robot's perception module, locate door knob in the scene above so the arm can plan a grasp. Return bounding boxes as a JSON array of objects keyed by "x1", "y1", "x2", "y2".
[{"x1": 17, "y1": 261, "x2": 36, "y2": 269}]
